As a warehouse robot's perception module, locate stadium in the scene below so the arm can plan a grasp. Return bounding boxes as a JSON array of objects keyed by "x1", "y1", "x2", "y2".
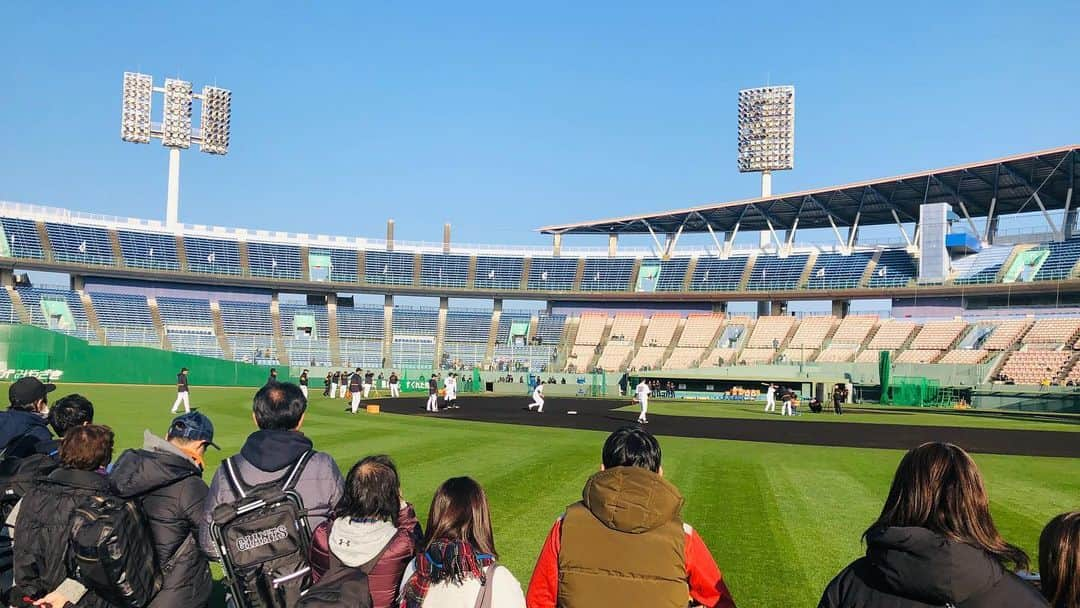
[{"x1": 2, "y1": 7, "x2": 1079, "y2": 608}]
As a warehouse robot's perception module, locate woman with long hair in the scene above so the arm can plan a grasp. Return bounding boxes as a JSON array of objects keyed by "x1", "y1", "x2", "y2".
[
  {"x1": 1040, "y1": 512, "x2": 1080, "y2": 608},
  {"x1": 398, "y1": 477, "x2": 525, "y2": 608},
  {"x1": 819, "y1": 442, "x2": 1048, "y2": 607}
]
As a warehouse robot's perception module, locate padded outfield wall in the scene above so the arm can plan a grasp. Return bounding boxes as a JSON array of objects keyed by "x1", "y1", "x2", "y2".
[{"x1": 0, "y1": 325, "x2": 280, "y2": 387}]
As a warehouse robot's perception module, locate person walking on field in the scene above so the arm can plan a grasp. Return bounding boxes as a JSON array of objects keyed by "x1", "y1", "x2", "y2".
[
  {"x1": 635, "y1": 378, "x2": 651, "y2": 424},
  {"x1": 426, "y1": 375, "x2": 439, "y2": 412},
  {"x1": 832, "y1": 383, "x2": 846, "y2": 415},
  {"x1": 389, "y1": 372, "x2": 401, "y2": 398},
  {"x1": 340, "y1": 370, "x2": 350, "y2": 399},
  {"x1": 764, "y1": 383, "x2": 776, "y2": 413},
  {"x1": 349, "y1": 368, "x2": 364, "y2": 414},
  {"x1": 527, "y1": 381, "x2": 545, "y2": 413},
  {"x1": 330, "y1": 371, "x2": 340, "y2": 399},
  {"x1": 444, "y1": 374, "x2": 458, "y2": 409},
  {"x1": 299, "y1": 369, "x2": 310, "y2": 400},
  {"x1": 171, "y1": 367, "x2": 191, "y2": 414}
]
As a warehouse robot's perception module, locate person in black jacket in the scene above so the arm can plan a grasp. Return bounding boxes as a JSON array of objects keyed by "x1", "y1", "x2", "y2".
[
  {"x1": 107, "y1": 412, "x2": 218, "y2": 608},
  {"x1": 323, "y1": 372, "x2": 332, "y2": 397},
  {"x1": 819, "y1": 442, "x2": 1048, "y2": 608},
  {"x1": 11, "y1": 425, "x2": 115, "y2": 608},
  {"x1": 0, "y1": 378, "x2": 56, "y2": 459},
  {"x1": 299, "y1": 369, "x2": 310, "y2": 400},
  {"x1": 170, "y1": 368, "x2": 191, "y2": 414}
]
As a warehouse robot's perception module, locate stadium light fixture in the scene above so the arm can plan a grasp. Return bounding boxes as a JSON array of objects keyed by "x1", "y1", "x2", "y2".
[
  {"x1": 118, "y1": 73, "x2": 233, "y2": 228},
  {"x1": 737, "y1": 85, "x2": 794, "y2": 197}
]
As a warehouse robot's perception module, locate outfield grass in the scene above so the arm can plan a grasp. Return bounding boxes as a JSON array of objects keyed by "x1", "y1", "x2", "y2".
[
  {"x1": 614, "y1": 400, "x2": 1080, "y2": 432},
  {"x1": 11, "y1": 383, "x2": 1080, "y2": 606}
]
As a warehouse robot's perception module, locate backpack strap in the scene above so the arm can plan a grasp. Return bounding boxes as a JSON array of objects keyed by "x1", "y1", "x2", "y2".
[
  {"x1": 473, "y1": 563, "x2": 497, "y2": 608},
  {"x1": 223, "y1": 455, "x2": 250, "y2": 499},
  {"x1": 281, "y1": 450, "x2": 314, "y2": 492}
]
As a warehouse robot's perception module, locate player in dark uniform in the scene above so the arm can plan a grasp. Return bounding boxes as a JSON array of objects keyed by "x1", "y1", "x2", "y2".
[
  {"x1": 267, "y1": 368, "x2": 278, "y2": 385},
  {"x1": 348, "y1": 368, "x2": 364, "y2": 413},
  {"x1": 331, "y1": 370, "x2": 341, "y2": 397},
  {"x1": 171, "y1": 367, "x2": 191, "y2": 413},
  {"x1": 389, "y1": 371, "x2": 400, "y2": 398},
  {"x1": 323, "y1": 372, "x2": 332, "y2": 397},
  {"x1": 299, "y1": 369, "x2": 310, "y2": 399},
  {"x1": 363, "y1": 370, "x2": 375, "y2": 398},
  {"x1": 426, "y1": 374, "x2": 439, "y2": 412}
]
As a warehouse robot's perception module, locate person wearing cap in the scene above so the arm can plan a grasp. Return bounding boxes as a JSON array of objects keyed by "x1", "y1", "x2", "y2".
[
  {"x1": 170, "y1": 367, "x2": 191, "y2": 414},
  {"x1": 299, "y1": 368, "x2": 310, "y2": 400},
  {"x1": 105, "y1": 411, "x2": 218, "y2": 608},
  {"x1": 0, "y1": 377, "x2": 56, "y2": 459}
]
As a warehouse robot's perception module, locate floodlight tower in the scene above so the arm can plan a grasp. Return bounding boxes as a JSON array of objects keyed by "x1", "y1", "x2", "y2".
[{"x1": 120, "y1": 72, "x2": 232, "y2": 228}]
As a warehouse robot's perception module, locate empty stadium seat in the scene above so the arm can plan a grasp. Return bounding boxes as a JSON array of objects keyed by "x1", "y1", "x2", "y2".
[
  {"x1": 678, "y1": 313, "x2": 725, "y2": 347},
  {"x1": 868, "y1": 320, "x2": 917, "y2": 350},
  {"x1": 185, "y1": 237, "x2": 243, "y2": 276},
  {"x1": 365, "y1": 251, "x2": 415, "y2": 286},
  {"x1": 248, "y1": 243, "x2": 303, "y2": 280},
  {"x1": 662, "y1": 347, "x2": 704, "y2": 370},
  {"x1": 747, "y1": 316, "x2": 795, "y2": 348},
  {"x1": 575, "y1": 312, "x2": 608, "y2": 345},
  {"x1": 90, "y1": 292, "x2": 157, "y2": 346},
  {"x1": 0, "y1": 217, "x2": 45, "y2": 260},
  {"x1": 641, "y1": 313, "x2": 679, "y2": 347},
  {"x1": 309, "y1": 247, "x2": 359, "y2": 283},
  {"x1": 895, "y1": 349, "x2": 943, "y2": 364},
  {"x1": 527, "y1": 258, "x2": 578, "y2": 291},
  {"x1": 746, "y1": 254, "x2": 810, "y2": 290},
  {"x1": 475, "y1": 256, "x2": 524, "y2": 290},
  {"x1": 982, "y1": 319, "x2": 1032, "y2": 350},
  {"x1": 806, "y1": 252, "x2": 873, "y2": 289},
  {"x1": 117, "y1": 230, "x2": 180, "y2": 271},
  {"x1": 938, "y1": 349, "x2": 989, "y2": 364},
  {"x1": 44, "y1": 223, "x2": 114, "y2": 266},
  {"x1": 580, "y1": 258, "x2": 635, "y2": 291},
  {"x1": 868, "y1": 249, "x2": 917, "y2": 288},
  {"x1": 1022, "y1": 318, "x2": 1080, "y2": 347},
  {"x1": 420, "y1": 254, "x2": 470, "y2": 288},
  {"x1": 909, "y1": 320, "x2": 969, "y2": 350},
  {"x1": 953, "y1": 246, "x2": 1013, "y2": 284},
  {"x1": 652, "y1": 258, "x2": 692, "y2": 292},
  {"x1": 690, "y1": 257, "x2": 748, "y2": 291},
  {"x1": 998, "y1": 351, "x2": 1073, "y2": 384}
]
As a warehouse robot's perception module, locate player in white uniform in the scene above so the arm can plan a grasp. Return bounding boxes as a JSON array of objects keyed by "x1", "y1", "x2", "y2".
[
  {"x1": 764, "y1": 384, "x2": 776, "y2": 413},
  {"x1": 444, "y1": 374, "x2": 458, "y2": 409},
  {"x1": 527, "y1": 381, "x2": 545, "y2": 412},
  {"x1": 389, "y1": 372, "x2": 401, "y2": 398},
  {"x1": 635, "y1": 379, "x2": 651, "y2": 424}
]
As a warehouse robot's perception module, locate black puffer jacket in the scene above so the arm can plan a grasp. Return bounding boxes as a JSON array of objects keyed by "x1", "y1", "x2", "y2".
[
  {"x1": 109, "y1": 431, "x2": 211, "y2": 608},
  {"x1": 819, "y1": 526, "x2": 1048, "y2": 608},
  {"x1": 12, "y1": 467, "x2": 115, "y2": 608}
]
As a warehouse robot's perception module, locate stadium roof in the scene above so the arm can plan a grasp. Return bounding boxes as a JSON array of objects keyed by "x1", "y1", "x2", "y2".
[{"x1": 538, "y1": 145, "x2": 1079, "y2": 236}]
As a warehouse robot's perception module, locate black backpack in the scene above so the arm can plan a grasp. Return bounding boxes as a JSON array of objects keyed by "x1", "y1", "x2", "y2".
[
  {"x1": 68, "y1": 495, "x2": 162, "y2": 608},
  {"x1": 0, "y1": 451, "x2": 57, "y2": 586},
  {"x1": 210, "y1": 451, "x2": 315, "y2": 608},
  {"x1": 295, "y1": 548, "x2": 379, "y2": 608}
]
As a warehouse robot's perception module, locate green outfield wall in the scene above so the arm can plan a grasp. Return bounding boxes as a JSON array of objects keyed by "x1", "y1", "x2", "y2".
[{"x1": 0, "y1": 325, "x2": 280, "y2": 387}]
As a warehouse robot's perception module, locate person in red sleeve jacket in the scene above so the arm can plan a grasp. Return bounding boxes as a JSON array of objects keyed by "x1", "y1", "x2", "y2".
[
  {"x1": 526, "y1": 426, "x2": 736, "y2": 608},
  {"x1": 308, "y1": 455, "x2": 422, "y2": 608}
]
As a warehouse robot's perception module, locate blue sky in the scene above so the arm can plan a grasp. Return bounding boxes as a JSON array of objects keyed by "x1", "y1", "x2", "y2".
[{"x1": 2, "y1": 1, "x2": 1077, "y2": 250}]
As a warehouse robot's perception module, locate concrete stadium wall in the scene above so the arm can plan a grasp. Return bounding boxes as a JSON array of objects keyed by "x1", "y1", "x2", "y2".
[{"x1": 0, "y1": 324, "x2": 278, "y2": 387}]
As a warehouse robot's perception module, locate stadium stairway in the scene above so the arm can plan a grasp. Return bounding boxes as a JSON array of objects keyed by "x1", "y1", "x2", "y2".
[
  {"x1": 860, "y1": 250, "x2": 882, "y2": 287},
  {"x1": 146, "y1": 296, "x2": 172, "y2": 350},
  {"x1": 527, "y1": 313, "x2": 539, "y2": 343},
  {"x1": 299, "y1": 246, "x2": 310, "y2": 281},
  {"x1": 556, "y1": 315, "x2": 579, "y2": 371},
  {"x1": 411, "y1": 253, "x2": 423, "y2": 286},
  {"x1": 738, "y1": 254, "x2": 756, "y2": 290},
  {"x1": 237, "y1": 242, "x2": 251, "y2": 276},
  {"x1": 797, "y1": 251, "x2": 818, "y2": 287},
  {"x1": 465, "y1": 256, "x2": 477, "y2": 289},
  {"x1": 209, "y1": 301, "x2": 234, "y2": 359},
  {"x1": 107, "y1": 230, "x2": 124, "y2": 266},
  {"x1": 5, "y1": 287, "x2": 31, "y2": 324},
  {"x1": 175, "y1": 234, "x2": 189, "y2": 271},
  {"x1": 572, "y1": 258, "x2": 585, "y2": 290},
  {"x1": 34, "y1": 221, "x2": 53, "y2": 263},
  {"x1": 628, "y1": 259, "x2": 642, "y2": 291},
  {"x1": 519, "y1": 258, "x2": 531, "y2": 290},
  {"x1": 327, "y1": 296, "x2": 341, "y2": 366},
  {"x1": 79, "y1": 291, "x2": 107, "y2": 344},
  {"x1": 681, "y1": 257, "x2": 698, "y2": 290}
]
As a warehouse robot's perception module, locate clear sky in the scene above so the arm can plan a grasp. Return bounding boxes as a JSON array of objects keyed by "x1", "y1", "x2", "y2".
[{"x1": 2, "y1": 1, "x2": 1077, "y2": 250}]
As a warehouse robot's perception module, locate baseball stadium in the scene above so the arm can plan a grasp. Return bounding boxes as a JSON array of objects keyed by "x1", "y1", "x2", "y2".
[{"x1": 1, "y1": 6, "x2": 1079, "y2": 608}]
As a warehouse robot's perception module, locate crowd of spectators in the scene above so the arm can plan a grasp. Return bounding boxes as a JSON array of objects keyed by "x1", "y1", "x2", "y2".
[{"x1": 0, "y1": 376, "x2": 1075, "y2": 608}]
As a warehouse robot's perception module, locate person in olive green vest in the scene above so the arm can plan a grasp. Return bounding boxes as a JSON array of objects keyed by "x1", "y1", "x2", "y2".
[{"x1": 526, "y1": 426, "x2": 737, "y2": 608}]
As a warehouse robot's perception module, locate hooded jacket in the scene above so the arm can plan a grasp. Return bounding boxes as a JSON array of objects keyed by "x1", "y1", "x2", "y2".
[
  {"x1": 818, "y1": 526, "x2": 1048, "y2": 608},
  {"x1": 0, "y1": 410, "x2": 52, "y2": 459},
  {"x1": 12, "y1": 467, "x2": 115, "y2": 608},
  {"x1": 309, "y1": 503, "x2": 422, "y2": 608},
  {"x1": 526, "y1": 466, "x2": 736, "y2": 608},
  {"x1": 109, "y1": 431, "x2": 211, "y2": 608},
  {"x1": 199, "y1": 429, "x2": 343, "y2": 557}
]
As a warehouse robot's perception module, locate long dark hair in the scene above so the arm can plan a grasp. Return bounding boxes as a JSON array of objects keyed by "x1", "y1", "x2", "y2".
[
  {"x1": 423, "y1": 477, "x2": 497, "y2": 558},
  {"x1": 335, "y1": 455, "x2": 401, "y2": 524},
  {"x1": 865, "y1": 442, "x2": 1029, "y2": 571},
  {"x1": 1040, "y1": 512, "x2": 1080, "y2": 608}
]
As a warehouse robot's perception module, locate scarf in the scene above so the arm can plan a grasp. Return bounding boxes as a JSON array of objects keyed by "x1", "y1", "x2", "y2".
[{"x1": 399, "y1": 539, "x2": 495, "y2": 608}]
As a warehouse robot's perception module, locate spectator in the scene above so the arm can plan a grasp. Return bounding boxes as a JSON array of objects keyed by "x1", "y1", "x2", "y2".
[
  {"x1": 110, "y1": 412, "x2": 217, "y2": 608},
  {"x1": 41, "y1": 394, "x2": 94, "y2": 457},
  {"x1": 526, "y1": 426, "x2": 736, "y2": 608},
  {"x1": 200, "y1": 382, "x2": 344, "y2": 557},
  {"x1": 11, "y1": 425, "x2": 114, "y2": 606},
  {"x1": 1039, "y1": 512, "x2": 1079, "y2": 608},
  {"x1": 818, "y1": 442, "x2": 1047, "y2": 608},
  {"x1": 398, "y1": 477, "x2": 525, "y2": 607},
  {"x1": 310, "y1": 455, "x2": 422, "y2": 608},
  {"x1": 0, "y1": 378, "x2": 56, "y2": 459}
]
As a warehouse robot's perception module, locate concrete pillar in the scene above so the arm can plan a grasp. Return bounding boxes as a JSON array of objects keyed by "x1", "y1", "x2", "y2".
[
  {"x1": 758, "y1": 231, "x2": 770, "y2": 249},
  {"x1": 553, "y1": 234, "x2": 562, "y2": 257},
  {"x1": 0, "y1": 268, "x2": 13, "y2": 288},
  {"x1": 847, "y1": 226, "x2": 859, "y2": 247},
  {"x1": 382, "y1": 295, "x2": 394, "y2": 367},
  {"x1": 386, "y1": 220, "x2": 395, "y2": 251},
  {"x1": 70, "y1": 275, "x2": 85, "y2": 291},
  {"x1": 1064, "y1": 198, "x2": 1077, "y2": 240},
  {"x1": 770, "y1": 301, "x2": 788, "y2": 316},
  {"x1": 756, "y1": 301, "x2": 770, "y2": 317},
  {"x1": 443, "y1": 223, "x2": 451, "y2": 254},
  {"x1": 831, "y1": 300, "x2": 850, "y2": 318},
  {"x1": 608, "y1": 234, "x2": 618, "y2": 257},
  {"x1": 711, "y1": 301, "x2": 728, "y2": 314}
]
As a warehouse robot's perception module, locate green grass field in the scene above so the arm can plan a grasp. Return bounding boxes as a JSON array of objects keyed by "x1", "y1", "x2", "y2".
[{"x1": 13, "y1": 383, "x2": 1080, "y2": 606}]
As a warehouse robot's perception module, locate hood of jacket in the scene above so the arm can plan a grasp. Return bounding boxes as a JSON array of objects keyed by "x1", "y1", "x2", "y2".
[
  {"x1": 581, "y1": 466, "x2": 683, "y2": 534},
  {"x1": 863, "y1": 526, "x2": 1006, "y2": 604},
  {"x1": 240, "y1": 429, "x2": 313, "y2": 472},
  {"x1": 328, "y1": 516, "x2": 398, "y2": 567},
  {"x1": 109, "y1": 430, "x2": 201, "y2": 497}
]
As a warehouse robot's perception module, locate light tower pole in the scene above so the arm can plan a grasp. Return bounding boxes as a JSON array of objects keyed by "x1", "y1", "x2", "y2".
[
  {"x1": 120, "y1": 72, "x2": 232, "y2": 228},
  {"x1": 738, "y1": 85, "x2": 795, "y2": 314}
]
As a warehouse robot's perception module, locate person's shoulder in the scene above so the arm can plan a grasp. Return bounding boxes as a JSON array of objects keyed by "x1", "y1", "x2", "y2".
[{"x1": 988, "y1": 571, "x2": 1050, "y2": 606}]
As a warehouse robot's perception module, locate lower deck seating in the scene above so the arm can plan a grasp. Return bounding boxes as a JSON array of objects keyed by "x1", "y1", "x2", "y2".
[
  {"x1": 628, "y1": 346, "x2": 665, "y2": 370},
  {"x1": 663, "y1": 347, "x2": 704, "y2": 370},
  {"x1": 998, "y1": 351, "x2": 1073, "y2": 384},
  {"x1": 815, "y1": 345, "x2": 858, "y2": 363},
  {"x1": 938, "y1": 349, "x2": 989, "y2": 365},
  {"x1": 894, "y1": 349, "x2": 942, "y2": 364}
]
